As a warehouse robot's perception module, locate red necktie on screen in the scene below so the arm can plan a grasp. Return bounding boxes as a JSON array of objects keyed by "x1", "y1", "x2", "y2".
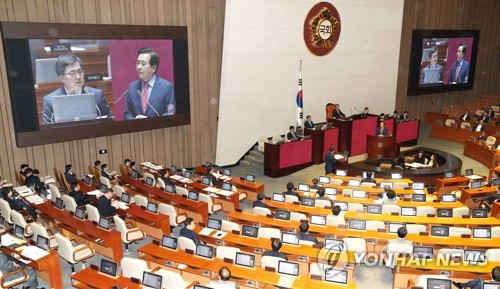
[
  {"x1": 455, "y1": 63, "x2": 460, "y2": 81},
  {"x1": 142, "y1": 82, "x2": 149, "y2": 112}
]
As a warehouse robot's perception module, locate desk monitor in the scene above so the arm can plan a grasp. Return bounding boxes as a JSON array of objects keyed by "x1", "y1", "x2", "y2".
[
  {"x1": 366, "y1": 204, "x2": 382, "y2": 214},
  {"x1": 325, "y1": 187, "x2": 337, "y2": 197},
  {"x1": 142, "y1": 271, "x2": 162, "y2": 289},
  {"x1": 281, "y1": 232, "x2": 299, "y2": 245},
  {"x1": 246, "y1": 174, "x2": 256, "y2": 182},
  {"x1": 391, "y1": 173, "x2": 403, "y2": 180},
  {"x1": 298, "y1": 183, "x2": 310, "y2": 192},
  {"x1": 223, "y1": 168, "x2": 232, "y2": 176},
  {"x1": 272, "y1": 193, "x2": 285, "y2": 202},
  {"x1": 412, "y1": 182, "x2": 425, "y2": 190},
  {"x1": 84, "y1": 175, "x2": 92, "y2": 186},
  {"x1": 325, "y1": 238, "x2": 344, "y2": 250},
  {"x1": 413, "y1": 245, "x2": 434, "y2": 259},
  {"x1": 278, "y1": 260, "x2": 299, "y2": 277},
  {"x1": 427, "y1": 278, "x2": 451, "y2": 289},
  {"x1": 431, "y1": 225, "x2": 449, "y2": 237},
  {"x1": 380, "y1": 181, "x2": 393, "y2": 189},
  {"x1": 470, "y1": 180, "x2": 482, "y2": 189},
  {"x1": 472, "y1": 227, "x2": 491, "y2": 239},
  {"x1": 221, "y1": 182, "x2": 232, "y2": 191},
  {"x1": 235, "y1": 252, "x2": 255, "y2": 268},
  {"x1": 310, "y1": 214, "x2": 326, "y2": 226},
  {"x1": 99, "y1": 184, "x2": 108, "y2": 194},
  {"x1": 441, "y1": 194, "x2": 456, "y2": 202},
  {"x1": 242, "y1": 225, "x2": 258, "y2": 238},
  {"x1": 207, "y1": 218, "x2": 222, "y2": 231},
  {"x1": 401, "y1": 207, "x2": 417, "y2": 216},
  {"x1": 388, "y1": 223, "x2": 405, "y2": 233},
  {"x1": 130, "y1": 169, "x2": 139, "y2": 179},
  {"x1": 324, "y1": 269, "x2": 348, "y2": 285},
  {"x1": 412, "y1": 194, "x2": 426, "y2": 202},
  {"x1": 347, "y1": 179, "x2": 361, "y2": 187},
  {"x1": 165, "y1": 184, "x2": 175, "y2": 194},
  {"x1": 471, "y1": 208, "x2": 488, "y2": 218},
  {"x1": 200, "y1": 176, "x2": 210, "y2": 186},
  {"x1": 36, "y1": 235, "x2": 49, "y2": 250},
  {"x1": 301, "y1": 197, "x2": 315, "y2": 207},
  {"x1": 437, "y1": 208, "x2": 453, "y2": 218},
  {"x1": 187, "y1": 191, "x2": 199, "y2": 201},
  {"x1": 444, "y1": 172, "x2": 454, "y2": 179},
  {"x1": 75, "y1": 207, "x2": 86, "y2": 220},
  {"x1": 334, "y1": 201, "x2": 348, "y2": 211},
  {"x1": 35, "y1": 58, "x2": 59, "y2": 84},
  {"x1": 55, "y1": 197, "x2": 64, "y2": 210},
  {"x1": 121, "y1": 192, "x2": 131, "y2": 204},
  {"x1": 195, "y1": 244, "x2": 214, "y2": 259},
  {"x1": 51, "y1": 93, "x2": 97, "y2": 123},
  {"x1": 161, "y1": 235, "x2": 178, "y2": 250},
  {"x1": 170, "y1": 165, "x2": 178, "y2": 174},
  {"x1": 465, "y1": 168, "x2": 473, "y2": 176},
  {"x1": 275, "y1": 209, "x2": 291, "y2": 221},
  {"x1": 14, "y1": 224, "x2": 24, "y2": 239},
  {"x1": 483, "y1": 282, "x2": 500, "y2": 289},
  {"x1": 335, "y1": 170, "x2": 347, "y2": 177},
  {"x1": 464, "y1": 249, "x2": 485, "y2": 263},
  {"x1": 146, "y1": 202, "x2": 159, "y2": 213},
  {"x1": 352, "y1": 190, "x2": 366, "y2": 198},
  {"x1": 319, "y1": 176, "x2": 330, "y2": 184},
  {"x1": 98, "y1": 217, "x2": 112, "y2": 230},
  {"x1": 184, "y1": 170, "x2": 193, "y2": 180},
  {"x1": 145, "y1": 176, "x2": 154, "y2": 186},
  {"x1": 194, "y1": 286, "x2": 212, "y2": 289},
  {"x1": 348, "y1": 219, "x2": 366, "y2": 230},
  {"x1": 100, "y1": 259, "x2": 118, "y2": 277},
  {"x1": 492, "y1": 178, "x2": 500, "y2": 186}
]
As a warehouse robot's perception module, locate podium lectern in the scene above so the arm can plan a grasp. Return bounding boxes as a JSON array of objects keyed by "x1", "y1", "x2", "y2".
[{"x1": 366, "y1": 135, "x2": 400, "y2": 158}]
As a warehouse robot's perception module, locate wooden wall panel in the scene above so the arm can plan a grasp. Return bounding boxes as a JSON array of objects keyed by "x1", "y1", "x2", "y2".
[
  {"x1": 0, "y1": 0, "x2": 225, "y2": 183},
  {"x1": 396, "y1": 0, "x2": 500, "y2": 118}
]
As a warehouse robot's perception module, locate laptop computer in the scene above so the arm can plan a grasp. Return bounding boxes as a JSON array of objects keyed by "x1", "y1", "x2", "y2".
[
  {"x1": 464, "y1": 249, "x2": 486, "y2": 264},
  {"x1": 388, "y1": 223, "x2": 405, "y2": 233},
  {"x1": 348, "y1": 219, "x2": 366, "y2": 230},
  {"x1": 366, "y1": 205, "x2": 382, "y2": 214},
  {"x1": 273, "y1": 193, "x2": 285, "y2": 202},
  {"x1": 412, "y1": 194, "x2": 426, "y2": 202},
  {"x1": 319, "y1": 176, "x2": 330, "y2": 184},
  {"x1": 298, "y1": 183, "x2": 310, "y2": 192},
  {"x1": 275, "y1": 209, "x2": 291, "y2": 221},
  {"x1": 422, "y1": 68, "x2": 442, "y2": 84},
  {"x1": 431, "y1": 225, "x2": 449, "y2": 237},
  {"x1": 242, "y1": 225, "x2": 258, "y2": 238},
  {"x1": 277, "y1": 260, "x2": 300, "y2": 287},
  {"x1": 35, "y1": 58, "x2": 59, "y2": 84},
  {"x1": 482, "y1": 282, "x2": 500, "y2": 289},
  {"x1": 51, "y1": 93, "x2": 97, "y2": 123}
]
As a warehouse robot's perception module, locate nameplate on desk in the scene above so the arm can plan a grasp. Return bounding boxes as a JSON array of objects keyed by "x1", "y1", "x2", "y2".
[
  {"x1": 265, "y1": 197, "x2": 271, "y2": 200},
  {"x1": 265, "y1": 266, "x2": 276, "y2": 272},
  {"x1": 461, "y1": 215, "x2": 470, "y2": 218},
  {"x1": 343, "y1": 194, "x2": 351, "y2": 197},
  {"x1": 131, "y1": 277, "x2": 141, "y2": 284},
  {"x1": 311, "y1": 274, "x2": 322, "y2": 281},
  {"x1": 266, "y1": 214, "x2": 274, "y2": 218},
  {"x1": 198, "y1": 222, "x2": 206, "y2": 227},
  {"x1": 254, "y1": 248, "x2": 261, "y2": 253},
  {"x1": 235, "y1": 208, "x2": 242, "y2": 212},
  {"x1": 427, "y1": 214, "x2": 436, "y2": 218},
  {"x1": 223, "y1": 257, "x2": 234, "y2": 264},
  {"x1": 338, "y1": 224, "x2": 347, "y2": 229},
  {"x1": 293, "y1": 201, "x2": 300, "y2": 205},
  {"x1": 152, "y1": 240, "x2": 160, "y2": 245},
  {"x1": 402, "y1": 198, "x2": 411, "y2": 202},
  {"x1": 391, "y1": 212, "x2": 399, "y2": 216},
  {"x1": 461, "y1": 234, "x2": 471, "y2": 238},
  {"x1": 433, "y1": 199, "x2": 441, "y2": 203},
  {"x1": 246, "y1": 280, "x2": 257, "y2": 287},
  {"x1": 215, "y1": 240, "x2": 223, "y2": 246},
  {"x1": 232, "y1": 230, "x2": 240, "y2": 235},
  {"x1": 377, "y1": 229, "x2": 386, "y2": 233},
  {"x1": 90, "y1": 264, "x2": 99, "y2": 271},
  {"x1": 48, "y1": 43, "x2": 71, "y2": 52},
  {"x1": 185, "y1": 249, "x2": 194, "y2": 255},
  {"x1": 181, "y1": 195, "x2": 187, "y2": 198},
  {"x1": 313, "y1": 244, "x2": 323, "y2": 249},
  {"x1": 298, "y1": 256, "x2": 308, "y2": 262},
  {"x1": 202, "y1": 270, "x2": 210, "y2": 277},
  {"x1": 84, "y1": 72, "x2": 103, "y2": 83},
  {"x1": 325, "y1": 206, "x2": 332, "y2": 209},
  {"x1": 419, "y1": 232, "x2": 429, "y2": 236}
]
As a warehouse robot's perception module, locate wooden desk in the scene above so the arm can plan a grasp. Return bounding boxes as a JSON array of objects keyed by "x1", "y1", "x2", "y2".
[
  {"x1": 431, "y1": 123, "x2": 480, "y2": 143},
  {"x1": 71, "y1": 267, "x2": 142, "y2": 289},
  {"x1": 304, "y1": 127, "x2": 339, "y2": 164},
  {"x1": 424, "y1": 112, "x2": 448, "y2": 125},
  {"x1": 435, "y1": 176, "x2": 472, "y2": 196},
  {"x1": 460, "y1": 186, "x2": 497, "y2": 209},
  {"x1": 323, "y1": 176, "x2": 414, "y2": 186},
  {"x1": 118, "y1": 204, "x2": 170, "y2": 240},
  {"x1": 0, "y1": 242, "x2": 63, "y2": 289},
  {"x1": 463, "y1": 140, "x2": 500, "y2": 168},
  {"x1": 264, "y1": 139, "x2": 313, "y2": 178},
  {"x1": 366, "y1": 135, "x2": 400, "y2": 158},
  {"x1": 394, "y1": 119, "x2": 420, "y2": 146},
  {"x1": 187, "y1": 180, "x2": 242, "y2": 212},
  {"x1": 492, "y1": 201, "x2": 500, "y2": 219}
]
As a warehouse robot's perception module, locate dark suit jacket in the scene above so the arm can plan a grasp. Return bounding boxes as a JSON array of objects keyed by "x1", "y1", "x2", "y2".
[
  {"x1": 333, "y1": 109, "x2": 345, "y2": 118},
  {"x1": 449, "y1": 59, "x2": 470, "y2": 84},
  {"x1": 252, "y1": 200, "x2": 269, "y2": 208},
  {"x1": 4, "y1": 196, "x2": 23, "y2": 211},
  {"x1": 24, "y1": 175, "x2": 45, "y2": 190},
  {"x1": 101, "y1": 170, "x2": 115, "y2": 181},
  {"x1": 284, "y1": 190, "x2": 301, "y2": 201},
  {"x1": 299, "y1": 233, "x2": 319, "y2": 244},
  {"x1": 98, "y1": 196, "x2": 116, "y2": 217},
  {"x1": 179, "y1": 227, "x2": 202, "y2": 245},
  {"x1": 124, "y1": 76, "x2": 176, "y2": 120},
  {"x1": 361, "y1": 177, "x2": 376, "y2": 184},
  {"x1": 69, "y1": 190, "x2": 92, "y2": 207},
  {"x1": 160, "y1": 176, "x2": 174, "y2": 187},
  {"x1": 376, "y1": 127, "x2": 389, "y2": 136},
  {"x1": 325, "y1": 152, "x2": 336, "y2": 174},
  {"x1": 286, "y1": 131, "x2": 297, "y2": 140},
  {"x1": 304, "y1": 121, "x2": 314, "y2": 129},
  {"x1": 474, "y1": 124, "x2": 486, "y2": 132},
  {"x1": 42, "y1": 86, "x2": 113, "y2": 124},
  {"x1": 460, "y1": 114, "x2": 471, "y2": 121},
  {"x1": 262, "y1": 250, "x2": 288, "y2": 261},
  {"x1": 399, "y1": 115, "x2": 409, "y2": 121},
  {"x1": 414, "y1": 155, "x2": 426, "y2": 164},
  {"x1": 65, "y1": 172, "x2": 78, "y2": 184},
  {"x1": 478, "y1": 116, "x2": 490, "y2": 123}
]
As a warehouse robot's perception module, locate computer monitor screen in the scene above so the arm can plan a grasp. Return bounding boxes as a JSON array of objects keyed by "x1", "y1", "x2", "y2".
[
  {"x1": 297, "y1": 183, "x2": 310, "y2": 192},
  {"x1": 146, "y1": 202, "x2": 159, "y2": 213},
  {"x1": 36, "y1": 235, "x2": 49, "y2": 250},
  {"x1": 441, "y1": 194, "x2": 456, "y2": 202},
  {"x1": 348, "y1": 219, "x2": 366, "y2": 230},
  {"x1": 324, "y1": 269, "x2": 348, "y2": 284},
  {"x1": 221, "y1": 182, "x2": 232, "y2": 191},
  {"x1": 401, "y1": 207, "x2": 417, "y2": 216},
  {"x1": 465, "y1": 168, "x2": 473, "y2": 176},
  {"x1": 352, "y1": 190, "x2": 366, "y2": 198},
  {"x1": 310, "y1": 214, "x2": 326, "y2": 226},
  {"x1": 195, "y1": 244, "x2": 214, "y2": 259},
  {"x1": 275, "y1": 209, "x2": 291, "y2": 221},
  {"x1": 98, "y1": 217, "x2": 111, "y2": 230},
  {"x1": 471, "y1": 208, "x2": 488, "y2": 218},
  {"x1": 281, "y1": 232, "x2": 299, "y2": 245},
  {"x1": 130, "y1": 169, "x2": 139, "y2": 179},
  {"x1": 470, "y1": 180, "x2": 481, "y2": 189},
  {"x1": 319, "y1": 176, "x2": 330, "y2": 184},
  {"x1": 412, "y1": 182, "x2": 425, "y2": 190},
  {"x1": 412, "y1": 194, "x2": 426, "y2": 202},
  {"x1": 241, "y1": 225, "x2": 258, "y2": 238},
  {"x1": 84, "y1": 175, "x2": 92, "y2": 185},
  {"x1": 145, "y1": 177, "x2": 154, "y2": 186},
  {"x1": 14, "y1": 225, "x2": 24, "y2": 238},
  {"x1": 272, "y1": 193, "x2": 285, "y2": 202},
  {"x1": 99, "y1": 184, "x2": 108, "y2": 193},
  {"x1": 170, "y1": 165, "x2": 177, "y2": 174},
  {"x1": 492, "y1": 178, "x2": 500, "y2": 186},
  {"x1": 427, "y1": 278, "x2": 451, "y2": 289},
  {"x1": 121, "y1": 192, "x2": 131, "y2": 204},
  {"x1": 347, "y1": 179, "x2": 361, "y2": 187},
  {"x1": 75, "y1": 207, "x2": 86, "y2": 219},
  {"x1": 142, "y1": 272, "x2": 162, "y2": 289},
  {"x1": 278, "y1": 260, "x2": 299, "y2": 276},
  {"x1": 193, "y1": 286, "x2": 212, "y2": 289},
  {"x1": 335, "y1": 170, "x2": 347, "y2": 176},
  {"x1": 301, "y1": 198, "x2": 315, "y2": 207},
  {"x1": 334, "y1": 202, "x2": 348, "y2": 211},
  {"x1": 235, "y1": 252, "x2": 255, "y2": 268},
  {"x1": 437, "y1": 208, "x2": 453, "y2": 218},
  {"x1": 100, "y1": 259, "x2": 118, "y2": 277},
  {"x1": 464, "y1": 249, "x2": 485, "y2": 263},
  {"x1": 388, "y1": 223, "x2": 405, "y2": 233},
  {"x1": 431, "y1": 225, "x2": 449, "y2": 237},
  {"x1": 444, "y1": 172, "x2": 454, "y2": 179},
  {"x1": 207, "y1": 218, "x2": 222, "y2": 230},
  {"x1": 380, "y1": 181, "x2": 393, "y2": 189},
  {"x1": 200, "y1": 176, "x2": 210, "y2": 186},
  {"x1": 472, "y1": 227, "x2": 491, "y2": 239},
  {"x1": 413, "y1": 246, "x2": 434, "y2": 259},
  {"x1": 325, "y1": 187, "x2": 337, "y2": 196},
  {"x1": 184, "y1": 170, "x2": 193, "y2": 179},
  {"x1": 55, "y1": 197, "x2": 64, "y2": 209},
  {"x1": 366, "y1": 205, "x2": 382, "y2": 214},
  {"x1": 165, "y1": 184, "x2": 175, "y2": 194},
  {"x1": 325, "y1": 238, "x2": 344, "y2": 250},
  {"x1": 391, "y1": 173, "x2": 403, "y2": 179},
  {"x1": 246, "y1": 174, "x2": 255, "y2": 182},
  {"x1": 187, "y1": 191, "x2": 199, "y2": 201},
  {"x1": 161, "y1": 235, "x2": 178, "y2": 250},
  {"x1": 223, "y1": 168, "x2": 231, "y2": 176},
  {"x1": 482, "y1": 282, "x2": 500, "y2": 289}
]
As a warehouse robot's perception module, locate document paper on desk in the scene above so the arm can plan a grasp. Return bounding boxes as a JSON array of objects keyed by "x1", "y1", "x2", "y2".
[
  {"x1": 199, "y1": 228, "x2": 214, "y2": 236},
  {"x1": 334, "y1": 154, "x2": 344, "y2": 160},
  {"x1": 14, "y1": 186, "x2": 33, "y2": 196},
  {"x1": 277, "y1": 275, "x2": 297, "y2": 288},
  {"x1": 25, "y1": 194, "x2": 45, "y2": 205},
  {"x1": 21, "y1": 246, "x2": 49, "y2": 260},
  {"x1": 203, "y1": 187, "x2": 220, "y2": 193},
  {"x1": 1, "y1": 234, "x2": 24, "y2": 247},
  {"x1": 466, "y1": 175, "x2": 483, "y2": 180},
  {"x1": 215, "y1": 190, "x2": 234, "y2": 197},
  {"x1": 87, "y1": 190, "x2": 103, "y2": 198}
]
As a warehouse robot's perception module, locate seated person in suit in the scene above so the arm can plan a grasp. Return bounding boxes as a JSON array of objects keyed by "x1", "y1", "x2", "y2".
[
  {"x1": 206, "y1": 267, "x2": 237, "y2": 289},
  {"x1": 383, "y1": 190, "x2": 398, "y2": 205},
  {"x1": 24, "y1": 168, "x2": 46, "y2": 191},
  {"x1": 159, "y1": 170, "x2": 174, "y2": 187},
  {"x1": 376, "y1": 121, "x2": 389, "y2": 136},
  {"x1": 474, "y1": 119, "x2": 487, "y2": 132},
  {"x1": 478, "y1": 112, "x2": 490, "y2": 124},
  {"x1": 283, "y1": 182, "x2": 301, "y2": 201},
  {"x1": 252, "y1": 192, "x2": 269, "y2": 208},
  {"x1": 332, "y1": 104, "x2": 346, "y2": 119},
  {"x1": 310, "y1": 178, "x2": 322, "y2": 191},
  {"x1": 414, "y1": 150, "x2": 426, "y2": 164},
  {"x1": 263, "y1": 239, "x2": 288, "y2": 261},
  {"x1": 399, "y1": 111, "x2": 409, "y2": 121},
  {"x1": 0, "y1": 251, "x2": 39, "y2": 289},
  {"x1": 298, "y1": 222, "x2": 319, "y2": 244},
  {"x1": 179, "y1": 218, "x2": 203, "y2": 245},
  {"x1": 487, "y1": 107, "x2": 496, "y2": 118},
  {"x1": 426, "y1": 154, "x2": 438, "y2": 168},
  {"x1": 392, "y1": 110, "x2": 399, "y2": 119},
  {"x1": 361, "y1": 171, "x2": 376, "y2": 184},
  {"x1": 453, "y1": 266, "x2": 500, "y2": 289},
  {"x1": 304, "y1": 115, "x2": 314, "y2": 129},
  {"x1": 360, "y1": 107, "x2": 369, "y2": 118},
  {"x1": 460, "y1": 109, "x2": 471, "y2": 121},
  {"x1": 69, "y1": 182, "x2": 93, "y2": 206},
  {"x1": 473, "y1": 186, "x2": 500, "y2": 207},
  {"x1": 286, "y1": 126, "x2": 297, "y2": 141},
  {"x1": 315, "y1": 188, "x2": 330, "y2": 201},
  {"x1": 203, "y1": 164, "x2": 218, "y2": 186},
  {"x1": 383, "y1": 227, "x2": 412, "y2": 252},
  {"x1": 65, "y1": 164, "x2": 78, "y2": 184},
  {"x1": 98, "y1": 189, "x2": 117, "y2": 217},
  {"x1": 101, "y1": 163, "x2": 116, "y2": 181},
  {"x1": 478, "y1": 131, "x2": 488, "y2": 142},
  {"x1": 129, "y1": 161, "x2": 144, "y2": 178},
  {"x1": 3, "y1": 187, "x2": 37, "y2": 221},
  {"x1": 42, "y1": 53, "x2": 113, "y2": 123},
  {"x1": 19, "y1": 164, "x2": 29, "y2": 177}
]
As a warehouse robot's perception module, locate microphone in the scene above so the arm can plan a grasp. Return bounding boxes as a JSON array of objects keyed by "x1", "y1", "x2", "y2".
[
  {"x1": 114, "y1": 90, "x2": 129, "y2": 105},
  {"x1": 84, "y1": 87, "x2": 101, "y2": 118},
  {"x1": 354, "y1": 107, "x2": 361, "y2": 114},
  {"x1": 136, "y1": 90, "x2": 160, "y2": 117}
]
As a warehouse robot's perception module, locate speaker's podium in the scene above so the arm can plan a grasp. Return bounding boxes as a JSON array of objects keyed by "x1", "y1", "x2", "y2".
[
  {"x1": 328, "y1": 114, "x2": 378, "y2": 156},
  {"x1": 304, "y1": 125, "x2": 339, "y2": 164},
  {"x1": 366, "y1": 134, "x2": 400, "y2": 158},
  {"x1": 264, "y1": 138, "x2": 313, "y2": 178}
]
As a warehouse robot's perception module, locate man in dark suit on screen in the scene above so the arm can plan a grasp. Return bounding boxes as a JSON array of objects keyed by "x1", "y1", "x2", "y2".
[{"x1": 449, "y1": 43, "x2": 470, "y2": 84}]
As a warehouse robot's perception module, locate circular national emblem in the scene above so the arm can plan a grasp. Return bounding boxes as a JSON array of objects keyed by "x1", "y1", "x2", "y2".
[{"x1": 304, "y1": 2, "x2": 341, "y2": 56}]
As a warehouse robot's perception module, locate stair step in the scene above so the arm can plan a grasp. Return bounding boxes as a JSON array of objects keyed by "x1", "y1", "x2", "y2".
[
  {"x1": 249, "y1": 150, "x2": 263, "y2": 158},
  {"x1": 245, "y1": 154, "x2": 264, "y2": 163}
]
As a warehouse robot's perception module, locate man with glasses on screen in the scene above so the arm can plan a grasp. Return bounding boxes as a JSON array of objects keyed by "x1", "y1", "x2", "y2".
[
  {"x1": 42, "y1": 53, "x2": 113, "y2": 124},
  {"x1": 124, "y1": 47, "x2": 176, "y2": 120},
  {"x1": 420, "y1": 47, "x2": 443, "y2": 84}
]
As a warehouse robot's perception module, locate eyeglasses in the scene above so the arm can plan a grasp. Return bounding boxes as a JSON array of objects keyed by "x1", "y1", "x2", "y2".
[
  {"x1": 64, "y1": 69, "x2": 84, "y2": 78},
  {"x1": 136, "y1": 61, "x2": 150, "y2": 67}
]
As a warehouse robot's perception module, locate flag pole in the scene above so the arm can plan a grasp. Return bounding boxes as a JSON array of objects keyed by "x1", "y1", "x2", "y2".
[{"x1": 296, "y1": 60, "x2": 303, "y2": 128}]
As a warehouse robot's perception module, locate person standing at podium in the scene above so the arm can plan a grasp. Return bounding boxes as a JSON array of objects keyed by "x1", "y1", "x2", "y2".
[
  {"x1": 332, "y1": 104, "x2": 346, "y2": 119},
  {"x1": 286, "y1": 126, "x2": 297, "y2": 140},
  {"x1": 376, "y1": 121, "x2": 389, "y2": 136},
  {"x1": 304, "y1": 115, "x2": 314, "y2": 129},
  {"x1": 324, "y1": 146, "x2": 337, "y2": 175}
]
